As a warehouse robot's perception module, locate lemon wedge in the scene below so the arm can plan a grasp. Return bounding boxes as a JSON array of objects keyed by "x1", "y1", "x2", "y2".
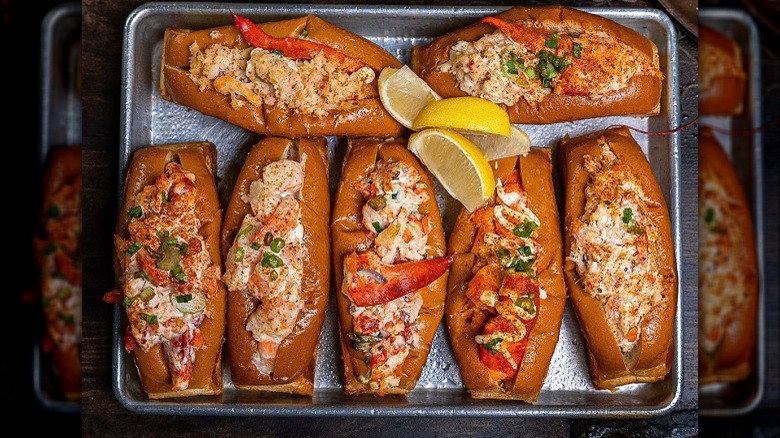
[
  {"x1": 462, "y1": 126, "x2": 532, "y2": 161},
  {"x1": 412, "y1": 97, "x2": 512, "y2": 137},
  {"x1": 408, "y1": 128, "x2": 495, "y2": 212},
  {"x1": 378, "y1": 66, "x2": 441, "y2": 129}
]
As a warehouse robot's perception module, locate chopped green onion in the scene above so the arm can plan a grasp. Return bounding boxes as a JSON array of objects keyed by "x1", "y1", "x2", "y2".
[
  {"x1": 235, "y1": 247, "x2": 245, "y2": 262},
  {"x1": 171, "y1": 292, "x2": 205, "y2": 314},
  {"x1": 141, "y1": 313, "x2": 158, "y2": 325},
  {"x1": 129, "y1": 205, "x2": 143, "y2": 218},
  {"x1": 156, "y1": 230, "x2": 169, "y2": 239},
  {"x1": 622, "y1": 208, "x2": 633, "y2": 224},
  {"x1": 251, "y1": 242, "x2": 261, "y2": 251},
  {"x1": 47, "y1": 205, "x2": 61, "y2": 218},
  {"x1": 551, "y1": 33, "x2": 562, "y2": 40},
  {"x1": 271, "y1": 49, "x2": 284, "y2": 56},
  {"x1": 156, "y1": 243, "x2": 181, "y2": 270},
  {"x1": 299, "y1": 29, "x2": 308, "y2": 38},
  {"x1": 545, "y1": 38, "x2": 559, "y2": 49},
  {"x1": 125, "y1": 242, "x2": 141, "y2": 256},
  {"x1": 261, "y1": 252, "x2": 284, "y2": 269},
  {"x1": 622, "y1": 208, "x2": 644, "y2": 234},
  {"x1": 238, "y1": 225, "x2": 254, "y2": 237},
  {"x1": 626, "y1": 222, "x2": 645, "y2": 235},
  {"x1": 507, "y1": 245, "x2": 537, "y2": 277},
  {"x1": 137, "y1": 270, "x2": 150, "y2": 281},
  {"x1": 178, "y1": 242, "x2": 189, "y2": 255},
  {"x1": 502, "y1": 51, "x2": 524, "y2": 77},
  {"x1": 535, "y1": 49, "x2": 569, "y2": 89},
  {"x1": 122, "y1": 296, "x2": 133, "y2": 308},
  {"x1": 45, "y1": 242, "x2": 59, "y2": 255},
  {"x1": 484, "y1": 337, "x2": 502, "y2": 354},
  {"x1": 514, "y1": 294, "x2": 536, "y2": 315},
  {"x1": 161, "y1": 191, "x2": 168, "y2": 203},
  {"x1": 270, "y1": 238, "x2": 285, "y2": 253},
  {"x1": 704, "y1": 207, "x2": 715, "y2": 224},
  {"x1": 391, "y1": 192, "x2": 398, "y2": 200},
  {"x1": 264, "y1": 232, "x2": 273, "y2": 246},
  {"x1": 524, "y1": 67, "x2": 537, "y2": 79},
  {"x1": 172, "y1": 264, "x2": 186, "y2": 282},
  {"x1": 139, "y1": 287, "x2": 155, "y2": 302},
  {"x1": 372, "y1": 221, "x2": 383, "y2": 233},
  {"x1": 573, "y1": 42, "x2": 583, "y2": 58},
  {"x1": 496, "y1": 248, "x2": 512, "y2": 265},
  {"x1": 349, "y1": 332, "x2": 383, "y2": 353},
  {"x1": 513, "y1": 220, "x2": 538, "y2": 238},
  {"x1": 570, "y1": 32, "x2": 581, "y2": 38}
]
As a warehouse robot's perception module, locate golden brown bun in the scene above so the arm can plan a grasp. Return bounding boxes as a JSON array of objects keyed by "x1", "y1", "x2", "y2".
[
  {"x1": 38, "y1": 146, "x2": 82, "y2": 401},
  {"x1": 160, "y1": 15, "x2": 404, "y2": 137},
  {"x1": 698, "y1": 127, "x2": 758, "y2": 384},
  {"x1": 699, "y1": 25, "x2": 746, "y2": 116},
  {"x1": 445, "y1": 149, "x2": 566, "y2": 403},
  {"x1": 558, "y1": 127, "x2": 676, "y2": 390},
  {"x1": 410, "y1": 6, "x2": 661, "y2": 124},
  {"x1": 331, "y1": 138, "x2": 447, "y2": 395},
  {"x1": 220, "y1": 137, "x2": 330, "y2": 395},
  {"x1": 115, "y1": 142, "x2": 226, "y2": 399}
]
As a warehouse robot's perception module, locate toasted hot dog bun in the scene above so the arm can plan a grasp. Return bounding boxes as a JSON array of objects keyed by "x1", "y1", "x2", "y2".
[
  {"x1": 161, "y1": 15, "x2": 404, "y2": 138},
  {"x1": 36, "y1": 146, "x2": 82, "y2": 401},
  {"x1": 446, "y1": 149, "x2": 566, "y2": 402},
  {"x1": 411, "y1": 6, "x2": 662, "y2": 124},
  {"x1": 559, "y1": 127, "x2": 676, "y2": 390},
  {"x1": 331, "y1": 138, "x2": 447, "y2": 395},
  {"x1": 698, "y1": 127, "x2": 758, "y2": 384},
  {"x1": 115, "y1": 142, "x2": 226, "y2": 398},
  {"x1": 221, "y1": 137, "x2": 330, "y2": 394},
  {"x1": 699, "y1": 25, "x2": 746, "y2": 116}
]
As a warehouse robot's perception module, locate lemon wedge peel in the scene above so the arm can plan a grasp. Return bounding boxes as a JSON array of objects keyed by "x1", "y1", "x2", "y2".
[{"x1": 411, "y1": 96, "x2": 512, "y2": 137}]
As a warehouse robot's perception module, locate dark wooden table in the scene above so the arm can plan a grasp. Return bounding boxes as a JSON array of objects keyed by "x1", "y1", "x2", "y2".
[{"x1": 76, "y1": 0, "x2": 768, "y2": 436}]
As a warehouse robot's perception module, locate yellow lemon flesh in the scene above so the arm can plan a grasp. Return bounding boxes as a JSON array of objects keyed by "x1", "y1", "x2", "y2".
[
  {"x1": 378, "y1": 66, "x2": 441, "y2": 129},
  {"x1": 408, "y1": 128, "x2": 495, "y2": 212},
  {"x1": 462, "y1": 126, "x2": 532, "y2": 161}
]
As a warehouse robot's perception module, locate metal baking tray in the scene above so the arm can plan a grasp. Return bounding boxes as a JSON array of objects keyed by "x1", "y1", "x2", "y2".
[
  {"x1": 35, "y1": 1, "x2": 82, "y2": 413},
  {"x1": 114, "y1": 3, "x2": 682, "y2": 417},
  {"x1": 698, "y1": 8, "x2": 765, "y2": 416}
]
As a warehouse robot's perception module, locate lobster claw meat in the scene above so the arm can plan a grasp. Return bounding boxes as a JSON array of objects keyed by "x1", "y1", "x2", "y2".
[
  {"x1": 231, "y1": 12, "x2": 365, "y2": 72},
  {"x1": 343, "y1": 251, "x2": 453, "y2": 307},
  {"x1": 480, "y1": 16, "x2": 544, "y2": 52}
]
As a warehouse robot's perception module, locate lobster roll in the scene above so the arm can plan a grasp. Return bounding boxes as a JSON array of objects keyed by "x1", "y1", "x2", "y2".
[
  {"x1": 113, "y1": 142, "x2": 226, "y2": 399},
  {"x1": 331, "y1": 138, "x2": 451, "y2": 395},
  {"x1": 221, "y1": 137, "x2": 330, "y2": 394},
  {"x1": 445, "y1": 149, "x2": 566, "y2": 402}
]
